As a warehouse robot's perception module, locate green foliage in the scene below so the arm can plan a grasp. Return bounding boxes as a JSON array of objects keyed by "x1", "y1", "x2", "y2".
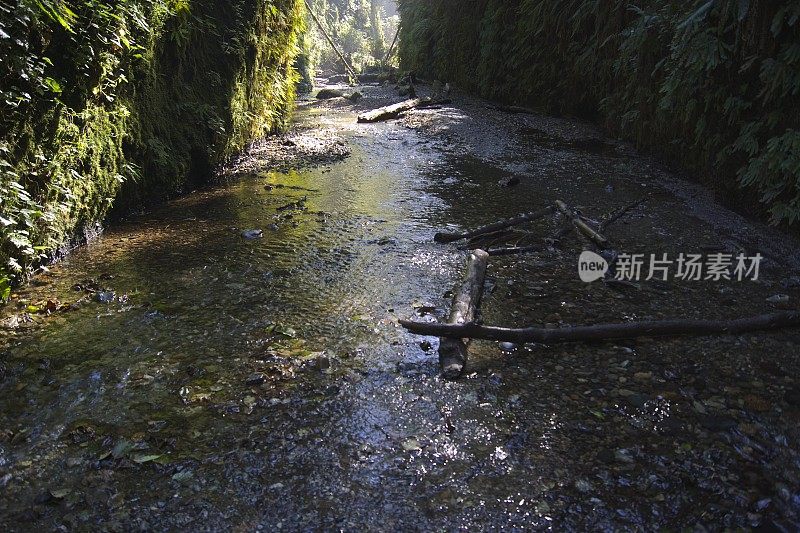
[
  {"x1": 305, "y1": 0, "x2": 398, "y2": 74},
  {"x1": 398, "y1": 0, "x2": 800, "y2": 226},
  {"x1": 0, "y1": 0, "x2": 304, "y2": 295}
]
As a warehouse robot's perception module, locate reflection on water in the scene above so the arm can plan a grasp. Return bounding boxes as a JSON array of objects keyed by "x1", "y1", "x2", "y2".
[{"x1": 1, "y1": 92, "x2": 799, "y2": 530}]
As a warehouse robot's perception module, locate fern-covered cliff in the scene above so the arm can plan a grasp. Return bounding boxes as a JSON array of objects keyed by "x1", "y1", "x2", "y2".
[
  {"x1": 0, "y1": 0, "x2": 304, "y2": 297},
  {"x1": 398, "y1": 1, "x2": 800, "y2": 227}
]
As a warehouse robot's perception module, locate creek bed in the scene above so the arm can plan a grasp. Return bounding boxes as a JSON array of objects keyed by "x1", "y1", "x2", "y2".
[{"x1": 1, "y1": 85, "x2": 800, "y2": 530}]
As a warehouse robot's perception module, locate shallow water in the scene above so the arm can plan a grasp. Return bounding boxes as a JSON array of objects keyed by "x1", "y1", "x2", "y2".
[{"x1": 1, "y1": 87, "x2": 800, "y2": 530}]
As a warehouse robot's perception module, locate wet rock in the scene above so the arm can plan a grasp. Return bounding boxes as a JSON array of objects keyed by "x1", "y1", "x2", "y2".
[
  {"x1": 766, "y1": 294, "x2": 789, "y2": 304},
  {"x1": 744, "y1": 394, "x2": 770, "y2": 412},
  {"x1": 307, "y1": 355, "x2": 331, "y2": 371},
  {"x1": 498, "y1": 176, "x2": 520, "y2": 188},
  {"x1": 596, "y1": 449, "x2": 615, "y2": 463},
  {"x1": 626, "y1": 393, "x2": 649, "y2": 409},
  {"x1": 246, "y1": 373, "x2": 266, "y2": 386},
  {"x1": 34, "y1": 491, "x2": 57, "y2": 505},
  {"x1": 346, "y1": 91, "x2": 363, "y2": 102},
  {"x1": 784, "y1": 386, "x2": 800, "y2": 407},
  {"x1": 634, "y1": 372, "x2": 652, "y2": 382},
  {"x1": 699, "y1": 415, "x2": 737, "y2": 432},
  {"x1": 780, "y1": 276, "x2": 800, "y2": 289},
  {"x1": 242, "y1": 229, "x2": 263, "y2": 240},
  {"x1": 402, "y1": 438, "x2": 422, "y2": 451},
  {"x1": 171, "y1": 470, "x2": 193, "y2": 484},
  {"x1": 419, "y1": 340, "x2": 432, "y2": 352},
  {"x1": 412, "y1": 301, "x2": 437, "y2": 316},
  {"x1": 659, "y1": 418, "x2": 684, "y2": 435},
  {"x1": 95, "y1": 291, "x2": 115, "y2": 303},
  {"x1": 614, "y1": 449, "x2": 635, "y2": 463},
  {"x1": 499, "y1": 342, "x2": 517, "y2": 351},
  {"x1": 316, "y1": 88, "x2": 344, "y2": 99}
]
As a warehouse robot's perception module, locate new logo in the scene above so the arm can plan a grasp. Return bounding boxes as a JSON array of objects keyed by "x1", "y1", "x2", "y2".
[{"x1": 578, "y1": 251, "x2": 609, "y2": 282}]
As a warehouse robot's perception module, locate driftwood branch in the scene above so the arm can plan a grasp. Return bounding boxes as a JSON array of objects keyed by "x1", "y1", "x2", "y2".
[
  {"x1": 357, "y1": 97, "x2": 431, "y2": 123},
  {"x1": 598, "y1": 196, "x2": 649, "y2": 233},
  {"x1": 486, "y1": 245, "x2": 544, "y2": 257},
  {"x1": 401, "y1": 311, "x2": 800, "y2": 344},
  {"x1": 435, "y1": 205, "x2": 555, "y2": 244},
  {"x1": 438, "y1": 249, "x2": 489, "y2": 378},
  {"x1": 556, "y1": 200, "x2": 609, "y2": 248}
]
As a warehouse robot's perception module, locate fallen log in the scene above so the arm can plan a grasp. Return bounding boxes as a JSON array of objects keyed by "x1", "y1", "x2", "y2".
[
  {"x1": 493, "y1": 105, "x2": 538, "y2": 115},
  {"x1": 357, "y1": 97, "x2": 431, "y2": 123},
  {"x1": 400, "y1": 311, "x2": 800, "y2": 345},
  {"x1": 437, "y1": 249, "x2": 490, "y2": 378},
  {"x1": 434, "y1": 205, "x2": 555, "y2": 244},
  {"x1": 556, "y1": 200, "x2": 609, "y2": 248}
]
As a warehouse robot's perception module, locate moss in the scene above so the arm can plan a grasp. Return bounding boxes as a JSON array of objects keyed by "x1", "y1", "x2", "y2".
[
  {"x1": 397, "y1": 0, "x2": 800, "y2": 227},
  {"x1": 0, "y1": 0, "x2": 305, "y2": 294}
]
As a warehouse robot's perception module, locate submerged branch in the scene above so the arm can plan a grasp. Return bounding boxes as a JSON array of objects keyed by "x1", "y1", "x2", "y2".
[{"x1": 401, "y1": 311, "x2": 800, "y2": 344}]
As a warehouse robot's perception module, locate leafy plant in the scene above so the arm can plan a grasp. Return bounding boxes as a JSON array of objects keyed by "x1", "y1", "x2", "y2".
[
  {"x1": 1, "y1": 0, "x2": 306, "y2": 299},
  {"x1": 398, "y1": 0, "x2": 800, "y2": 226}
]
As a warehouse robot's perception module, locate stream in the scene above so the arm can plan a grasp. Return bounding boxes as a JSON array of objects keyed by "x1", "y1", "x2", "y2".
[{"x1": 2, "y1": 84, "x2": 800, "y2": 531}]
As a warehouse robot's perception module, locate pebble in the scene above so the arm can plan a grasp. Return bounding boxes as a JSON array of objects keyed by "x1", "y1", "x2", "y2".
[
  {"x1": 784, "y1": 386, "x2": 800, "y2": 407},
  {"x1": 242, "y1": 229, "x2": 263, "y2": 240},
  {"x1": 614, "y1": 449, "x2": 635, "y2": 463},
  {"x1": 498, "y1": 176, "x2": 520, "y2": 188},
  {"x1": 246, "y1": 373, "x2": 266, "y2": 386},
  {"x1": 627, "y1": 394, "x2": 649, "y2": 409},
  {"x1": 780, "y1": 277, "x2": 800, "y2": 289},
  {"x1": 95, "y1": 291, "x2": 115, "y2": 303}
]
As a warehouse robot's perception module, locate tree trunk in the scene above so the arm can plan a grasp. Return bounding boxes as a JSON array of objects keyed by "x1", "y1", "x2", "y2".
[
  {"x1": 305, "y1": 1, "x2": 357, "y2": 81},
  {"x1": 437, "y1": 249, "x2": 490, "y2": 378},
  {"x1": 383, "y1": 25, "x2": 401, "y2": 65},
  {"x1": 357, "y1": 97, "x2": 430, "y2": 123}
]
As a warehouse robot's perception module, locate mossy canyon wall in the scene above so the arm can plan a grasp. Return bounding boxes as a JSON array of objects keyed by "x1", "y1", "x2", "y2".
[
  {"x1": 397, "y1": 1, "x2": 800, "y2": 227},
  {"x1": 0, "y1": 0, "x2": 304, "y2": 295}
]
